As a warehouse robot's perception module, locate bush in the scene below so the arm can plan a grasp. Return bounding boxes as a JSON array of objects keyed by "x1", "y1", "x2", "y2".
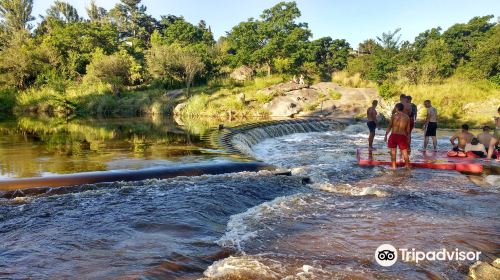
[
  {"x1": 378, "y1": 81, "x2": 400, "y2": 100},
  {"x1": 0, "y1": 89, "x2": 16, "y2": 117},
  {"x1": 328, "y1": 89, "x2": 342, "y2": 100}
]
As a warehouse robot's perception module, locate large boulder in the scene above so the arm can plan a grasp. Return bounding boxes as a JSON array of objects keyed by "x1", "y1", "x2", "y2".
[
  {"x1": 264, "y1": 88, "x2": 320, "y2": 117},
  {"x1": 230, "y1": 66, "x2": 254, "y2": 81}
]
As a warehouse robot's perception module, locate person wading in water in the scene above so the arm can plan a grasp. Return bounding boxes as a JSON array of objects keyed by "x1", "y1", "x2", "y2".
[
  {"x1": 367, "y1": 100, "x2": 378, "y2": 151},
  {"x1": 385, "y1": 103, "x2": 411, "y2": 169}
]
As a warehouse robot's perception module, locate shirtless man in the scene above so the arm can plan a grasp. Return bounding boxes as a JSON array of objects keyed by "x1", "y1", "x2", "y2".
[
  {"x1": 367, "y1": 100, "x2": 378, "y2": 151},
  {"x1": 477, "y1": 126, "x2": 492, "y2": 150},
  {"x1": 392, "y1": 94, "x2": 413, "y2": 117},
  {"x1": 423, "y1": 100, "x2": 438, "y2": 151},
  {"x1": 450, "y1": 124, "x2": 474, "y2": 152},
  {"x1": 385, "y1": 103, "x2": 411, "y2": 169}
]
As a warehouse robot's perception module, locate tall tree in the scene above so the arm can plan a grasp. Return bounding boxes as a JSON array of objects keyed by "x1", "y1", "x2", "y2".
[
  {"x1": 376, "y1": 28, "x2": 402, "y2": 50},
  {"x1": 312, "y1": 37, "x2": 351, "y2": 76},
  {"x1": 0, "y1": 0, "x2": 34, "y2": 32},
  {"x1": 46, "y1": 1, "x2": 81, "y2": 23},
  {"x1": 86, "y1": 0, "x2": 107, "y2": 23},
  {"x1": 108, "y1": 0, "x2": 156, "y2": 46}
]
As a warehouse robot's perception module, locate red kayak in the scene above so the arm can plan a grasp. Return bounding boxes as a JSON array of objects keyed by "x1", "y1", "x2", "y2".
[{"x1": 356, "y1": 149, "x2": 484, "y2": 174}]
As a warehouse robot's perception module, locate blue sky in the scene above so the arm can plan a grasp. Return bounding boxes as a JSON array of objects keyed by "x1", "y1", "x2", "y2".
[{"x1": 32, "y1": 0, "x2": 499, "y2": 47}]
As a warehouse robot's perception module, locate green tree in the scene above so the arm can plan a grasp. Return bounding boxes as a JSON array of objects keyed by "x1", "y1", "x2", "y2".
[
  {"x1": 442, "y1": 15, "x2": 495, "y2": 66},
  {"x1": 0, "y1": 0, "x2": 34, "y2": 32},
  {"x1": 84, "y1": 49, "x2": 135, "y2": 96},
  {"x1": 312, "y1": 37, "x2": 351, "y2": 77},
  {"x1": 420, "y1": 38, "x2": 454, "y2": 82},
  {"x1": 108, "y1": 0, "x2": 156, "y2": 47},
  {"x1": 86, "y1": 0, "x2": 107, "y2": 23},
  {"x1": 226, "y1": 1, "x2": 311, "y2": 75},
  {"x1": 465, "y1": 24, "x2": 500, "y2": 81},
  {"x1": 146, "y1": 43, "x2": 204, "y2": 94},
  {"x1": 46, "y1": 1, "x2": 81, "y2": 23}
]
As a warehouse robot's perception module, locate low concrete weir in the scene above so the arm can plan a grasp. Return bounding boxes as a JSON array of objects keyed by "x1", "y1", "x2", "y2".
[{"x1": 1, "y1": 118, "x2": 344, "y2": 192}]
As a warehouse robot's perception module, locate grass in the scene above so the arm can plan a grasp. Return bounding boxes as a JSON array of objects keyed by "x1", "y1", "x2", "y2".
[
  {"x1": 399, "y1": 78, "x2": 500, "y2": 127},
  {"x1": 14, "y1": 82, "x2": 179, "y2": 117},
  {"x1": 180, "y1": 75, "x2": 288, "y2": 118}
]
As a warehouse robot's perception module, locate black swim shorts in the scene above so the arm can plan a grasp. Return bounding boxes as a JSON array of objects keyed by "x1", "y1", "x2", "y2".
[
  {"x1": 367, "y1": 121, "x2": 376, "y2": 134},
  {"x1": 425, "y1": 122, "x2": 437, "y2": 137}
]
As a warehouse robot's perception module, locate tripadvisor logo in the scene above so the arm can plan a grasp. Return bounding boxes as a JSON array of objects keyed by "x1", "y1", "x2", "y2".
[{"x1": 374, "y1": 244, "x2": 481, "y2": 267}]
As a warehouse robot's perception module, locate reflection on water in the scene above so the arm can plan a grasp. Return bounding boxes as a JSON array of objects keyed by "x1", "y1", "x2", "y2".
[{"x1": 0, "y1": 116, "x2": 242, "y2": 179}]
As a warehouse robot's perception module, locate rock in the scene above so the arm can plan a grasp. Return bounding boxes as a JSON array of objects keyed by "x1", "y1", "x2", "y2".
[
  {"x1": 165, "y1": 89, "x2": 183, "y2": 99},
  {"x1": 264, "y1": 88, "x2": 320, "y2": 117},
  {"x1": 257, "y1": 81, "x2": 308, "y2": 96},
  {"x1": 173, "y1": 102, "x2": 187, "y2": 116},
  {"x1": 230, "y1": 66, "x2": 254, "y2": 81},
  {"x1": 469, "y1": 259, "x2": 500, "y2": 280}
]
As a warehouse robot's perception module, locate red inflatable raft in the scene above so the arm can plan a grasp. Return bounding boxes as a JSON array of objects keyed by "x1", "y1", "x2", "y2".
[{"x1": 356, "y1": 149, "x2": 484, "y2": 174}]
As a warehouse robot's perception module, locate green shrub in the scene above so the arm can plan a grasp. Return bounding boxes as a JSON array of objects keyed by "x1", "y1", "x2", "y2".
[
  {"x1": 378, "y1": 81, "x2": 400, "y2": 100},
  {"x1": 328, "y1": 89, "x2": 342, "y2": 100}
]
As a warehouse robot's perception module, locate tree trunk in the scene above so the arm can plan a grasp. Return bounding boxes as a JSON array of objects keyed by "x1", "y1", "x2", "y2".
[{"x1": 186, "y1": 79, "x2": 191, "y2": 97}]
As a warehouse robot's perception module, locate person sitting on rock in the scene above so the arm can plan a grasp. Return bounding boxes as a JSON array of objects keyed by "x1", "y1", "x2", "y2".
[
  {"x1": 464, "y1": 137, "x2": 487, "y2": 158},
  {"x1": 477, "y1": 126, "x2": 492, "y2": 152},
  {"x1": 449, "y1": 124, "x2": 474, "y2": 157},
  {"x1": 299, "y1": 75, "x2": 305, "y2": 85}
]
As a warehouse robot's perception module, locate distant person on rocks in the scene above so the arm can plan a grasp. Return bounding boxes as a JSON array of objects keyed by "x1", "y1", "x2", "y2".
[
  {"x1": 299, "y1": 74, "x2": 305, "y2": 85},
  {"x1": 423, "y1": 100, "x2": 438, "y2": 151},
  {"x1": 385, "y1": 103, "x2": 411, "y2": 169},
  {"x1": 464, "y1": 137, "x2": 487, "y2": 158},
  {"x1": 477, "y1": 126, "x2": 492, "y2": 151},
  {"x1": 487, "y1": 106, "x2": 500, "y2": 160},
  {"x1": 292, "y1": 75, "x2": 298, "y2": 84},
  {"x1": 367, "y1": 100, "x2": 378, "y2": 151},
  {"x1": 449, "y1": 124, "x2": 474, "y2": 157}
]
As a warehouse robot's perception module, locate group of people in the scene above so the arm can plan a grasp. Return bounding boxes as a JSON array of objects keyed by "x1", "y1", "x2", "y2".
[
  {"x1": 449, "y1": 121, "x2": 500, "y2": 159},
  {"x1": 366, "y1": 94, "x2": 500, "y2": 169}
]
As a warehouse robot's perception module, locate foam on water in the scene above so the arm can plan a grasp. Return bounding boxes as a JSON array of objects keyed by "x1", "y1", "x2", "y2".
[{"x1": 210, "y1": 124, "x2": 500, "y2": 279}]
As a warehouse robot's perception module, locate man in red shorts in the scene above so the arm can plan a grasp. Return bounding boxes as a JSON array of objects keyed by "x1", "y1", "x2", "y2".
[{"x1": 385, "y1": 103, "x2": 411, "y2": 169}]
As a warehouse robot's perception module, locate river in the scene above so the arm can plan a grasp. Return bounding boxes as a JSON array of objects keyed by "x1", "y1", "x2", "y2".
[{"x1": 0, "y1": 117, "x2": 498, "y2": 279}]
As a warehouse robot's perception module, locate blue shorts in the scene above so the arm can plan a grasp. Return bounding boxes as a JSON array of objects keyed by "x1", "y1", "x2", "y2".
[{"x1": 367, "y1": 121, "x2": 376, "y2": 134}]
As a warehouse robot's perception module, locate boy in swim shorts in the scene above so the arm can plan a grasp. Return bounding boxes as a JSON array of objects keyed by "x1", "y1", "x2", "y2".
[{"x1": 385, "y1": 103, "x2": 411, "y2": 169}]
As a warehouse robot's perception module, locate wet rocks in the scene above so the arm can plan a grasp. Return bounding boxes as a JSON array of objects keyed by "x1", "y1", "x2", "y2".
[
  {"x1": 469, "y1": 258, "x2": 500, "y2": 280},
  {"x1": 173, "y1": 102, "x2": 188, "y2": 115}
]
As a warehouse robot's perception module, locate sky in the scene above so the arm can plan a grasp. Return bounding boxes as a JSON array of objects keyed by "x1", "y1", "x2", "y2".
[{"x1": 31, "y1": 0, "x2": 499, "y2": 47}]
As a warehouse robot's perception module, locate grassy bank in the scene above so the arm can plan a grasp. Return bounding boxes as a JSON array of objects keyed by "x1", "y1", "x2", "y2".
[
  {"x1": 181, "y1": 75, "x2": 287, "y2": 118},
  {"x1": 10, "y1": 82, "x2": 179, "y2": 118}
]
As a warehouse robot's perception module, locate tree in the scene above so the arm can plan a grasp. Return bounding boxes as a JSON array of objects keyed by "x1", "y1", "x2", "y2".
[
  {"x1": 108, "y1": 0, "x2": 156, "y2": 47},
  {"x1": 0, "y1": 31, "x2": 46, "y2": 89},
  {"x1": 46, "y1": 1, "x2": 81, "y2": 23},
  {"x1": 84, "y1": 49, "x2": 134, "y2": 96},
  {"x1": 86, "y1": 0, "x2": 107, "y2": 23},
  {"x1": 358, "y1": 39, "x2": 380, "y2": 54},
  {"x1": 465, "y1": 24, "x2": 500, "y2": 80},
  {"x1": 442, "y1": 15, "x2": 495, "y2": 66},
  {"x1": 312, "y1": 37, "x2": 351, "y2": 77},
  {"x1": 226, "y1": 1, "x2": 311, "y2": 75},
  {"x1": 146, "y1": 43, "x2": 204, "y2": 94},
  {"x1": 419, "y1": 39, "x2": 454, "y2": 82},
  {"x1": 0, "y1": 0, "x2": 34, "y2": 32},
  {"x1": 376, "y1": 28, "x2": 402, "y2": 50}
]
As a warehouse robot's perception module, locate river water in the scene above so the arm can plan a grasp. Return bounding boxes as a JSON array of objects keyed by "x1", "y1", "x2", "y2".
[{"x1": 0, "y1": 119, "x2": 499, "y2": 279}]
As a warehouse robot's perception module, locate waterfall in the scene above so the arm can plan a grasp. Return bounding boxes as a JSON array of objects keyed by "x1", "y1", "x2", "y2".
[{"x1": 216, "y1": 119, "x2": 345, "y2": 156}]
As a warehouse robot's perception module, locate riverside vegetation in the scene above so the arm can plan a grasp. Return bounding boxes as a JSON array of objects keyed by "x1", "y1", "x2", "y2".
[{"x1": 0, "y1": 0, "x2": 498, "y2": 126}]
